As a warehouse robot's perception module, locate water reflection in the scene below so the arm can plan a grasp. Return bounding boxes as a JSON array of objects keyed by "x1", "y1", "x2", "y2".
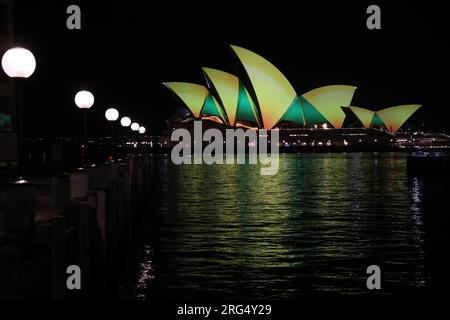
[{"x1": 135, "y1": 153, "x2": 447, "y2": 299}]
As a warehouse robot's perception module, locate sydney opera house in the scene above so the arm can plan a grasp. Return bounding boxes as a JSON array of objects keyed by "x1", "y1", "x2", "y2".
[{"x1": 160, "y1": 45, "x2": 448, "y2": 151}]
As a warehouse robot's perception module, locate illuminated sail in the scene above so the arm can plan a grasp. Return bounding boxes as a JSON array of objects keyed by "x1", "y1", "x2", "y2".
[
  {"x1": 230, "y1": 45, "x2": 298, "y2": 129},
  {"x1": 202, "y1": 68, "x2": 239, "y2": 126},
  {"x1": 163, "y1": 82, "x2": 208, "y2": 118},
  {"x1": 371, "y1": 113, "x2": 385, "y2": 127},
  {"x1": 348, "y1": 106, "x2": 375, "y2": 128},
  {"x1": 301, "y1": 85, "x2": 356, "y2": 128},
  {"x1": 236, "y1": 82, "x2": 261, "y2": 127},
  {"x1": 278, "y1": 96, "x2": 305, "y2": 126},
  {"x1": 299, "y1": 96, "x2": 327, "y2": 125},
  {"x1": 201, "y1": 93, "x2": 227, "y2": 124},
  {"x1": 375, "y1": 104, "x2": 422, "y2": 132}
]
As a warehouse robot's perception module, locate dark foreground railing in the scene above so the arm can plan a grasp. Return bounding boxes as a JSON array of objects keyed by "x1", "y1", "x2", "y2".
[{"x1": 0, "y1": 155, "x2": 156, "y2": 299}]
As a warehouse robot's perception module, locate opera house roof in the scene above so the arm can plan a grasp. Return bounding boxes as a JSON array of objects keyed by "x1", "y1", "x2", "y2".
[{"x1": 164, "y1": 45, "x2": 421, "y2": 133}]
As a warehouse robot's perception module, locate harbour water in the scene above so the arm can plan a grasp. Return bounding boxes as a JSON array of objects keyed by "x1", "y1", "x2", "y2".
[{"x1": 134, "y1": 153, "x2": 449, "y2": 300}]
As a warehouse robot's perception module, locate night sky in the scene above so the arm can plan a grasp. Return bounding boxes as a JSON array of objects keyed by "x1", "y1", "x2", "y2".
[{"x1": 12, "y1": 1, "x2": 449, "y2": 137}]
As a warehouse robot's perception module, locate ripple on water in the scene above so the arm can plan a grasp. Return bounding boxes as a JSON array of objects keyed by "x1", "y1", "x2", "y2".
[{"x1": 135, "y1": 153, "x2": 448, "y2": 299}]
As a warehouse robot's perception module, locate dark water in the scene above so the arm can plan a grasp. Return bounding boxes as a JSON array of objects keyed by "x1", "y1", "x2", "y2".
[{"x1": 135, "y1": 153, "x2": 449, "y2": 299}]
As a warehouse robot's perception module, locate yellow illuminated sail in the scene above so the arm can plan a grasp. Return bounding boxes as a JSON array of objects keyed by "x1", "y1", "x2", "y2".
[
  {"x1": 202, "y1": 68, "x2": 239, "y2": 126},
  {"x1": 348, "y1": 106, "x2": 375, "y2": 128},
  {"x1": 302, "y1": 85, "x2": 356, "y2": 128},
  {"x1": 163, "y1": 82, "x2": 208, "y2": 118},
  {"x1": 376, "y1": 104, "x2": 422, "y2": 132},
  {"x1": 230, "y1": 45, "x2": 298, "y2": 129}
]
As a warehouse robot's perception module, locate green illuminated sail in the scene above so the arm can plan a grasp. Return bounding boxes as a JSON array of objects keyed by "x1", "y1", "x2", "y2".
[
  {"x1": 371, "y1": 113, "x2": 385, "y2": 128},
  {"x1": 202, "y1": 68, "x2": 238, "y2": 126},
  {"x1": 278, "y1": 96, "x2": 305, "y2": 125},
  {"x1": 236, "y1": 81, "x2": 261, "y2": 126},
  {"x1": 301, "y1": 85, "x2": 356, "y2": 128},
  {"x1": 201, "y1": 93, "x2": 227, "y2": 123},
  {"x1": 300, "y1": 96, "x2": 328, "y2": 125}
]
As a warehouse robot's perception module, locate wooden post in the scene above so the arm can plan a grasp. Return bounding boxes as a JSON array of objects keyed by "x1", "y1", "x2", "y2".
[
  {"x1": 51, "y1": 173, "x2": 71, "y2": 212},
  {"x1": 0, "y1": 246, "x2": 20, "y2": 299},
  {"x1": 77, "y1": 201, "x2": 90, "y2": 297},
  {"x1": 5, "y1": 180, "x2": 35, "y2": 234},
  {"x1": 50, "y1": 216, "x2": 66, "y2": 300}
]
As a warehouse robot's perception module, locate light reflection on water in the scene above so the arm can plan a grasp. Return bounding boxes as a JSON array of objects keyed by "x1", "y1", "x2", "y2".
[{"x1": 135, "y1": 153, "x2": 447, "y2": 299}]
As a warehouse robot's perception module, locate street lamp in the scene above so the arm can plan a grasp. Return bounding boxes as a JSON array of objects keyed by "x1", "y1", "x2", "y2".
[
  {"x1": 75, "y1": 90, "x2": 94, "y2": 164},
  {"x1": 120, "y1": 116, "x2": 131, "y2": 127},
  {"x1": 120, "y1": 117, "x2": 132, "y2": 152},
  {"x1": 75, "y1": 90, "x2": 94, "y2": 109},
  {"x1": 1, "y1": 47, "x2": 36, "y2": 171},
  {"x1": 1, "y1": 47, "x2": 36, "y2": 78},
  {"x1": 105, "y1": 108, "x2": 119, "y2": 159},
  {"x1": 130, "y1": 122, "x2": 140, "y2": 153},
  {"x1": 131, "y1": 122, "x2": 139, "y2": 131},
  {"x1": 105, "y1": 107, "x2": 119, "y2": 122},
  {"x1": 138, "y1": 126, "x2": 146, "y2": 153},
  {"x1": 105, "y1": 107, "x2": 119, "y2": 134}
]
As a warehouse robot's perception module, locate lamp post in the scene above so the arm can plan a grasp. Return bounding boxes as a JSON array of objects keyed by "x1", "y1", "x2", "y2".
[
  {"x1": 105, "y1": 107, "x2": 119, "y2": 136},
  {"x1": 139, "y1": 126, "x2": 146, "y2": 153},
  {"x1": 120, "y1": 117, "x2": 131, "y2": 153},
  {"x1": 105, "y1": 107, "x2": 119, "y2": 159},
  {"x1": 131, "y1": 122, "x2": 139, "y2": 153},
  {"x1": 75, "y1": 90, "x2": 94, "y2": 164},
  {"x1": 1, "y1": 47, "x2": 36, "y2": 172},
  {"x1": 120, "y1": 116, "x2": 131, "y2": 138}
]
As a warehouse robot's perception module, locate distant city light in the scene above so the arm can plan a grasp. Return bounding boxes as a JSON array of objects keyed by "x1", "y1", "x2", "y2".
[
  {"x1": 1, "y1": 47, "x2": 36, "y2": 78},
  {"x1": 322, "y1": 123, "x2": 328, "y2": 129},
  {"x1": 105, "y1": 108, "x2": 119, "y2": 121},
  {"x1": 14, "y1": 179, "x2": 29, "y2": 185}
]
